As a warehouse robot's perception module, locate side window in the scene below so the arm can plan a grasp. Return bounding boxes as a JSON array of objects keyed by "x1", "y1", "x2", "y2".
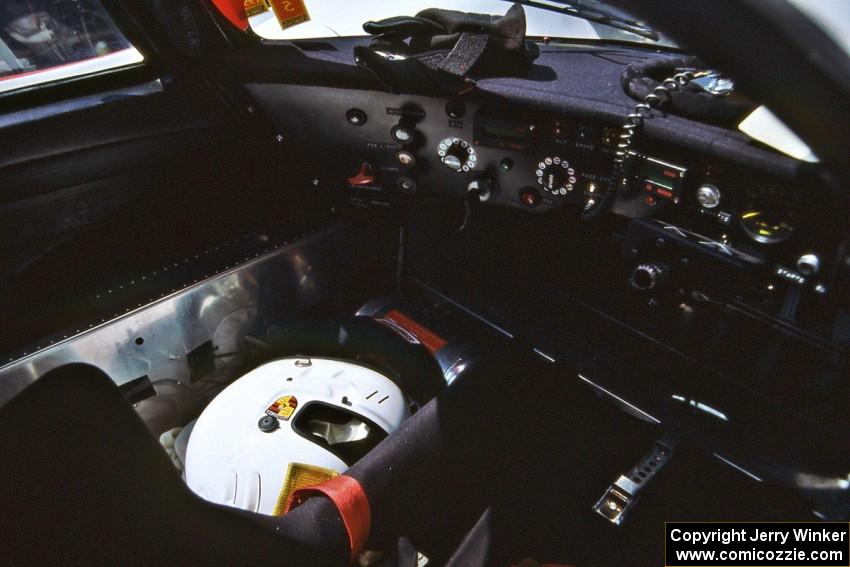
[{"x1": 0, "y1": 0, "x2": 143, "y2": 94}]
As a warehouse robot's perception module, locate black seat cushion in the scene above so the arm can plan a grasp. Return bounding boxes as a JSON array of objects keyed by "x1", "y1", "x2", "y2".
[{"x1": 0, "y1": 363, "x2": 350, "y2": 566}]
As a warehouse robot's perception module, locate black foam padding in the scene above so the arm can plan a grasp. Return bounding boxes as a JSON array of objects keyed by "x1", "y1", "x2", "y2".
[
  {"x1": 444, "y1": 508, "x2": 493, "y2": 567},
  {"x1": 266, "y1": 316, "x2": 447, "y2": 407}
]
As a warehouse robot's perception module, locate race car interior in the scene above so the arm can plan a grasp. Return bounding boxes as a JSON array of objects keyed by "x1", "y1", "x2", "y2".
[{"x1": 1, "y1": 1, "x2": 850, "y2": 566}]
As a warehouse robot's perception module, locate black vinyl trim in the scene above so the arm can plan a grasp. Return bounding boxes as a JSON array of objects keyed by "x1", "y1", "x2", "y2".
[{"x1": 0, "y1": 64, "x2": 158, "y2": 115}]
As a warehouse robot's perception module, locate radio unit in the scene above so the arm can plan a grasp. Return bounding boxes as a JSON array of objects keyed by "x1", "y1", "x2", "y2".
[{"x1": 473, "y1": 115, "x2": 539, "y2": 153}]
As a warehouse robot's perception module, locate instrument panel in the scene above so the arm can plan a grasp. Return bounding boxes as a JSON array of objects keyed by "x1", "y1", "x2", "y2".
[
  {"x1": 249, "y1": 83, "x2": 619, "y2": 213},
  {"x1": 249, "y1": 83, "x2": 842, "y2": 318},
  {"x1": 249, "y1": 84, "x2": 813, "y2": 244}
]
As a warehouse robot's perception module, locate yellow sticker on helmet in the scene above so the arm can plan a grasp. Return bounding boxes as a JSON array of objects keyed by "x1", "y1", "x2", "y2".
[{"x1": 273, "y1": 462, "x2": 338, "y2": 516}]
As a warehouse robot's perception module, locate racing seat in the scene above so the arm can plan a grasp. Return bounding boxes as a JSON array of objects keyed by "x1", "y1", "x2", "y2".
[{"x1": 0, "y1": 363, "x2": 351, "y2": 566}]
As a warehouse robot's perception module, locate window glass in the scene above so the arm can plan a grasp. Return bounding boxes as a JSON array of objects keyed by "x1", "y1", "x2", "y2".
[
  {"x1": 787, "y1": 0, "x2": 850, "y2": 58},
  {"x1": 0, "y1": 0, "x2": 143, "y2": 94},
  {"x1": 243, "y1": 0, "x2": 670, "y2": 47}
]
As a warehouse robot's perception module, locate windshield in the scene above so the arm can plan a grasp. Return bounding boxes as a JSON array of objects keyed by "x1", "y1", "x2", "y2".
[{"x1": 248, "y1": 0, "x2": 673, "y2": 47}]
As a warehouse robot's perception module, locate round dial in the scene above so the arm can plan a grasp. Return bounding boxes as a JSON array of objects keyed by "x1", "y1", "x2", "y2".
[
  {"x1": 437, "y1": 137, "x2": 477, "y2": 173},
  {"x1": 738, "y1": 184, "x2": 798, "y2": 244},
  {"x1": 536, "y1": 156, "x2": 577, "y2": 196}
]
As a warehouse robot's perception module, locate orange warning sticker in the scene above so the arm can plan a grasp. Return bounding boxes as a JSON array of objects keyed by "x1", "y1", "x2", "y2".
[
  {"x1": 273, "y1": 462, "x2": 338, "y2": 516},
  {"x1": 268, "y1": 0, "x2": 311, "y2": 30},
  {"x1": 375, "y1": 310, "x2": 448, "y2": 354},
  {"x1": 266, "y1": 395, "x2": 298, "y2": 420}
]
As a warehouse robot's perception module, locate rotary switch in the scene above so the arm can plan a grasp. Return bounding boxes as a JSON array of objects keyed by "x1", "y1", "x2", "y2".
[
  {"x1": 629, "y1": 262, "x2": 669, "y2": 292},
  {"x1": 536, "y1": 156, "x2": 576, "y2": 196},
  {"x1": 437, "y1": 137, "x2": 478, "y2": 173}
]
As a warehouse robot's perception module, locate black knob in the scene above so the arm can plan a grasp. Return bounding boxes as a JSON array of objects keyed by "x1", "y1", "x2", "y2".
[
  {"x1": 536, "y1": 157, "x2": 575, "y2": 196},
  {"x1": 541, "y1": 164, "x2": 567, "y2": 191},
  {"x1": 396, "y1": 177, "x2": 417, "y2": 194},
  {"x1": 438, "y1": 137, "x2": 477, "y2": 172},
  {"x1": 629, "y1": 263, "x2": 669, "y2": 291},
  {"x1": 258, "y1": 415, "x2": 279, "y2": 432},
  {"x1": 346, "y1": 108, "x2": 367, "y2": 126},
  {"x1": 445, "y1": 100, "x2": 466, "y2": 119},
  {"x1": 446, "y1": 143, "x2": 467, "y2": 164},
  {"x1": 467, "y1": 176, "x2": 497, "y2": 202}
]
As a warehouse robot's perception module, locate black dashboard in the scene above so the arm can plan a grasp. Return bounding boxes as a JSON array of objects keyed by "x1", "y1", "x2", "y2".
[
  {"x1": 245, "y1": 42, "x2": 850, "y2": 490},
  {"x1": 251, "y1": 80, "x2": 844, "y2": 338}
]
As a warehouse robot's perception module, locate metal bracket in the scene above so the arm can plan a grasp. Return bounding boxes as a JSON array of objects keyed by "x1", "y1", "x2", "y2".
[{"x1": 593, "y1": 440, "x2": 673, "y2": 525}]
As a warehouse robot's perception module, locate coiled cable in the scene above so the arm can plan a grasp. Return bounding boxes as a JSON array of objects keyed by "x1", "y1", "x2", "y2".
[{"x1": 582, "y1": 69, "x2": 709, "y2": 220}]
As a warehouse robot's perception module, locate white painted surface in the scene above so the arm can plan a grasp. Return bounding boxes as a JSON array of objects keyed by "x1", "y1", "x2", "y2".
[
  {"x1": 0, "y1": 47, "x2": 144, "y2": 94},
  {"x1": 185, "y1": 357, "x2": 408, "y2": 515}
]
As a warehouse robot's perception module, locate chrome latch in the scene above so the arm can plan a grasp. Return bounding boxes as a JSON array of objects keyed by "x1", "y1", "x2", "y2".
[{"x1": 593, "y1": 441, "x2": 673, "y2": 526}]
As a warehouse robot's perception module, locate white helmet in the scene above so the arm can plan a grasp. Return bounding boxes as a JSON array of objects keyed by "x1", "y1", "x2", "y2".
[{"x1": 185, "y1": 356, "x2": 409, "y2": 515}]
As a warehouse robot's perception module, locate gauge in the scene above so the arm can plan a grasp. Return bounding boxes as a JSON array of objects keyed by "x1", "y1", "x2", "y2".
[{"x1": 737, "y1": 184, "x2": 798, "y2": 244}]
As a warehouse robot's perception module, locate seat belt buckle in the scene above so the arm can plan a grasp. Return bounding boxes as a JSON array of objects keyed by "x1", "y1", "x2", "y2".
[{"x1": 593, "y1": 441, "x2": 673, "y2": 526}]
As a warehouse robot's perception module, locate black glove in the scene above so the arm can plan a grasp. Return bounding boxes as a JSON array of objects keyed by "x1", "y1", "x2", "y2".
[{"x1": 355, "y1": 3, "x2": 540, "y2": 93}]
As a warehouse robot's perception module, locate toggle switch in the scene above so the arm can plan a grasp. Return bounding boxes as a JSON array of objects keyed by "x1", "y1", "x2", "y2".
[
  {"x1": 348, "y1": 162, "x2": 376, "y2": 186},
  {"x1": 520, "y1": 187, "x2": 541, "y2": 208},
  {"x1": 391, "y1": 125, "x2": 415, "y2": 145}
]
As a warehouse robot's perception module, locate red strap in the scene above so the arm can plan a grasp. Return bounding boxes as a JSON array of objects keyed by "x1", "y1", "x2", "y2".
[{"x1": 285, "y1": 475, "x2": 371, "y2": 564}]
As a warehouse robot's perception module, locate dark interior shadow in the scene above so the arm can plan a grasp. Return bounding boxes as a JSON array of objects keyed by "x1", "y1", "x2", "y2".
[{"x1": 524, "y1": 63, "x2": 558, "y2": 82}]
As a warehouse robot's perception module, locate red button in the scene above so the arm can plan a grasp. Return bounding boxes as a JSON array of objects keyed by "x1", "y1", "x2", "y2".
[{"x1": 348, "y1": 162, "x2": 375, "y2": 186}]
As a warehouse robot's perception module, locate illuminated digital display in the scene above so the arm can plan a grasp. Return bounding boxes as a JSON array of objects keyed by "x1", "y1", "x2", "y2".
[
  {"x1": 480, "y1": 124, "x2": 533, "y2": 144},
  {"x1": 637, "y1": 156, "x2": 686, "y2": 200},
  {"x1": 475, "y1": 116, "x2": 537, "y2": 152}
]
